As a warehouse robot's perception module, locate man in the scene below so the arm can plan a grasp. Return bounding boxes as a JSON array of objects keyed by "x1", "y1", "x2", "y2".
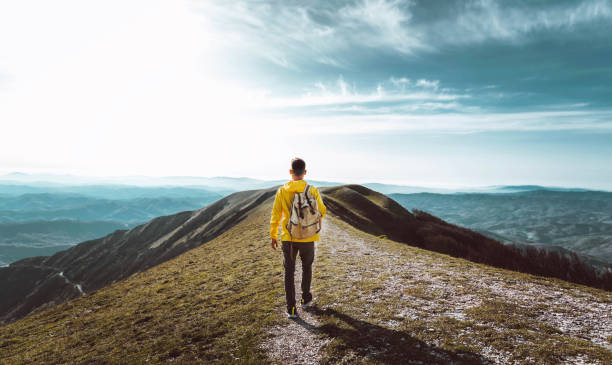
[{"x1": 270, "y1": 157, "x2": 327, "y2": 318}]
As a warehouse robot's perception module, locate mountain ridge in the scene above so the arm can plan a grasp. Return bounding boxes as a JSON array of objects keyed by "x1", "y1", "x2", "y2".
[
  {"x1": 1, "y1": 186, "x2": 610, "y2": 364},
  {"x1": 0, "y1": 187, "x2": 277, "y2": 324},
  {"x1": 1, "y1": 184, "x2": 610, "y2": 327},
  {"x1": 3, "y1": 171, "x2": 607, "y2": 193},
  {"x1": 390, "y1": 190, "x2": 612, "y2": 264}
]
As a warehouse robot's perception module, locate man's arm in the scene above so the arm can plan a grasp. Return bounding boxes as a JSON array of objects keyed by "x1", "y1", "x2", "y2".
[
  {"x1": 269, "y1": 188, "x2": 282, "y2": 249},
  {"x1": 313, "y1": 187, "x2": 327, "y2": 218}
]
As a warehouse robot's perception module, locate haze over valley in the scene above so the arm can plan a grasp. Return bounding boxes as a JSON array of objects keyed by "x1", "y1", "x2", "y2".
[
  {"x1": 391, "y1": 190, "x2": 612, "y2": 265},
  {"x1": 1, "y1": 172, "x2": 610, "y2": 273}
]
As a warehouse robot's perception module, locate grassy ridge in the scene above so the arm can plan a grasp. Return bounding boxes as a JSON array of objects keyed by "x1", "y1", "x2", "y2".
[
  {"x1": 321, "y1": 185, "x2": 612, "y2": 290},
  {"x1": 1, "y1": 199, "x2": 611, "y2": 364},
  {"x1": 0, "y1": 202, "x2": 286, "y2": 363}
]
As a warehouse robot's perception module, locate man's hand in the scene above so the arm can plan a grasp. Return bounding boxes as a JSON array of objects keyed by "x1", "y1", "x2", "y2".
[{"x1": 270, "y1": 238, "x2": 278, "y2": 250}]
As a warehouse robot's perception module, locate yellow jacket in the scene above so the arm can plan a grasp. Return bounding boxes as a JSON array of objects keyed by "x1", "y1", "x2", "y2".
[{"x1": 270, "y1": 180, "x2": 327, "y2": 242}]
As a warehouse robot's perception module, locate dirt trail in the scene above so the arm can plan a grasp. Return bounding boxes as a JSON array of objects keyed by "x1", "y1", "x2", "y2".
[
  {"x1": 261, "y1": 216, "x2": 612, "y2": 364},
  {"x1": 260, "y1": 254, "x2": 332, "y2": 365},
  {"x1": 259, "y1": 221, "x2": 335, "y2": 365}
]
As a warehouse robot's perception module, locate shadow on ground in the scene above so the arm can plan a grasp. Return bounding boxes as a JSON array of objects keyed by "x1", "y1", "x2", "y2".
[{"x1": 294, "y1": 306, "x2": 491, "y2": 365}]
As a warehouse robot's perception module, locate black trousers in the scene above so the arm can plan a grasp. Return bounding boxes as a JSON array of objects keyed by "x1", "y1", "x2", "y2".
[{"x1": 281, "y1": 241, "x2": 315, "y2": 310}]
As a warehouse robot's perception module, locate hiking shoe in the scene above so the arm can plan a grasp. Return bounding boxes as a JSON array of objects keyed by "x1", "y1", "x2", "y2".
[
  {"x1": 287, "y1": 306, "x2": 298, "y2": 319},
  {"x1": 301, "y1": 298, "x2": 314, "y2": 308}
]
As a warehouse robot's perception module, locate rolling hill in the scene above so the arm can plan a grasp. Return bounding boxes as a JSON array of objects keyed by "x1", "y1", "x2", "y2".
[
  {"x1": 0, "y1": 187, "x2": 276, "y2": 324},
  {"x1": 0, "y1": 185, "x2": 610, "y2": 363},
  {"x1": 0, "y1": 190, "x2": 223, "y2": 267},
  {"x1": 0, "y1": 194, "x2": 221, "y2": 222},
  {"x1": 0, "y1": 220, "x2": 131, "y2": 267},
  {"x1": 390, "y1": 190, "x2": 612, "y2": 264}
]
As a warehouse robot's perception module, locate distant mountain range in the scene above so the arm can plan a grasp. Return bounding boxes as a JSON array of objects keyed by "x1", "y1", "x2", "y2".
[
  {"x1": 0, "y1": 172, "x2": 609, "y2": 269},
  {"x1": 0, "y1": 172, "x2": 340, "y2": 195},
  {"x1": 0, "y1": 193, "x2": 220, "y2": 222},
  {"x1": 0, "y1": 220, "x2": 134, "y2": 267},
  {"x1": 390, "y1": 190, "x2": 612, "y2": 264},
  {"x1": 2, "y1": 171, "x2": 603, "y2": 194},
  {"x1": 0, "y1": 185, "x2": 223, "y2": 266},
  {"x1": 0, "y1": 182, "x2": 228, "y2": 199}
]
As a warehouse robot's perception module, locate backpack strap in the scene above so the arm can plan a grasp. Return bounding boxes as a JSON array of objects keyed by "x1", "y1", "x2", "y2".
[
  {"x1": 304, "y1": 184, "x2": 315, "y2": 213},
  {"x1": 297, "y1": 192, "x2": 304, "y2": 219}
]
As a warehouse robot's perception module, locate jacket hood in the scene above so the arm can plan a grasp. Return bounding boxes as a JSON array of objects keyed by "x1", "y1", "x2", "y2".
[{"x1": 283, "y1": 179, "x2": 308, "y2": 193}]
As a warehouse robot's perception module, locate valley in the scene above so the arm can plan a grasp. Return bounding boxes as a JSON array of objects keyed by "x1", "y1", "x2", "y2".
[{"x1": 391, "y1": 190, "x2": 612, "y2": 264}]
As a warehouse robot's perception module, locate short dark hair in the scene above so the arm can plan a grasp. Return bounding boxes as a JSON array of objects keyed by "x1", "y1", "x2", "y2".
[{"x1": 291, "y1": 157, "x2": 306, "y2": 176}]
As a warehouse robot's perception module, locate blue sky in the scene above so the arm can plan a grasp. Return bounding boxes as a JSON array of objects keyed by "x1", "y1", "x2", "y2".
[{"x1": 1, "y1": 0, "x2": 611, "y2": 189}]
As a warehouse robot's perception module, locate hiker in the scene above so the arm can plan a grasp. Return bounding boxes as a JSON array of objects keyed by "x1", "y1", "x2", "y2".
[{"x1": 270, "y1": 157, "x2": 327, "y2": 318}]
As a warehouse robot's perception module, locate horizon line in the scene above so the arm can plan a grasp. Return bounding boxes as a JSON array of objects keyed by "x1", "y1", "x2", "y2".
[{"x1": 0, "y1": 169, "x2": 609, "y2": 192}]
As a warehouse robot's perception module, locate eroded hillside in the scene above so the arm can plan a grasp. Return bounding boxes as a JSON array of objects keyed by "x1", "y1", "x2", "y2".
[{"x1": 0, "y1": 187, "x2": 276, "y2": 324}]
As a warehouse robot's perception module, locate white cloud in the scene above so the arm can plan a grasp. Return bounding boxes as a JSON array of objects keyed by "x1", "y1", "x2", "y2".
[
  {"x1": 195, "y1": 1, "x2": 344, "y2": 70},
  {"x1": 337, "y1": 75, "x2": 350, "y2": 96},
  {"x1": 390, "y1": 77, "x2": 410, "y2": 86},
  {"x1": 436, "y1": 0, "x2": 612, "y2": 44},
  {"x1": 316, "y1": 101, "x2": 469, "y2": 115},
  {"x1": 415, "y1": 79, "x2": 440, "y2": 90},
  {"x1": 272, "y1": 109, "x2": 612, "y2": 136},
  {"x1": 247, "y1": 76, "x2": 466, "y2": 109},
  {"x1": 195, "y1": 0, "x2": 432, "y2": 70},
  {"x1": 193, "y1": 0, "x2": 612, "y2": 69},
  {"x1": 338, "y1": 0, "x2": 428, "y2": 54}
]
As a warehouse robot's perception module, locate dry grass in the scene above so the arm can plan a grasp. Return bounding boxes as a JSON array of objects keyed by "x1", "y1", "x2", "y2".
[
  {"x1": 1, "y1": 200, "x2": 611, "y2": 364},
  {"x1": 0, "y1": 202, "x2": 285, "y2": 364}
]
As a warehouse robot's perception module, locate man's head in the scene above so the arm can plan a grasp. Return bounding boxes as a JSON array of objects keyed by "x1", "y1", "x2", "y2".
[{"x1": 290, "y1": 157, "x2": 306, "y2": 180}]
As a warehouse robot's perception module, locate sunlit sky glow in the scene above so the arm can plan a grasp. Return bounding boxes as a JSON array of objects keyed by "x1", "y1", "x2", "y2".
[{"x1": 1, "y1": 0, "x2": 611, "y2": 189}]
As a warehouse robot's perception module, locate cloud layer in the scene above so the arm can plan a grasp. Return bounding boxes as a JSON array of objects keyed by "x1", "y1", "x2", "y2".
[
  {"x1": 198, "y1": 0, "x2": 612, "y2": 67},
  {"x1": 195, "y1": 0, "x2": 612, "y2": 133}
]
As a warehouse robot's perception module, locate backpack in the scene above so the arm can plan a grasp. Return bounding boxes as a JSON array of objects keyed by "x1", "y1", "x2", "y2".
[{"x1": 286, "y1": 184, "x2": 322, "y2": 240}]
